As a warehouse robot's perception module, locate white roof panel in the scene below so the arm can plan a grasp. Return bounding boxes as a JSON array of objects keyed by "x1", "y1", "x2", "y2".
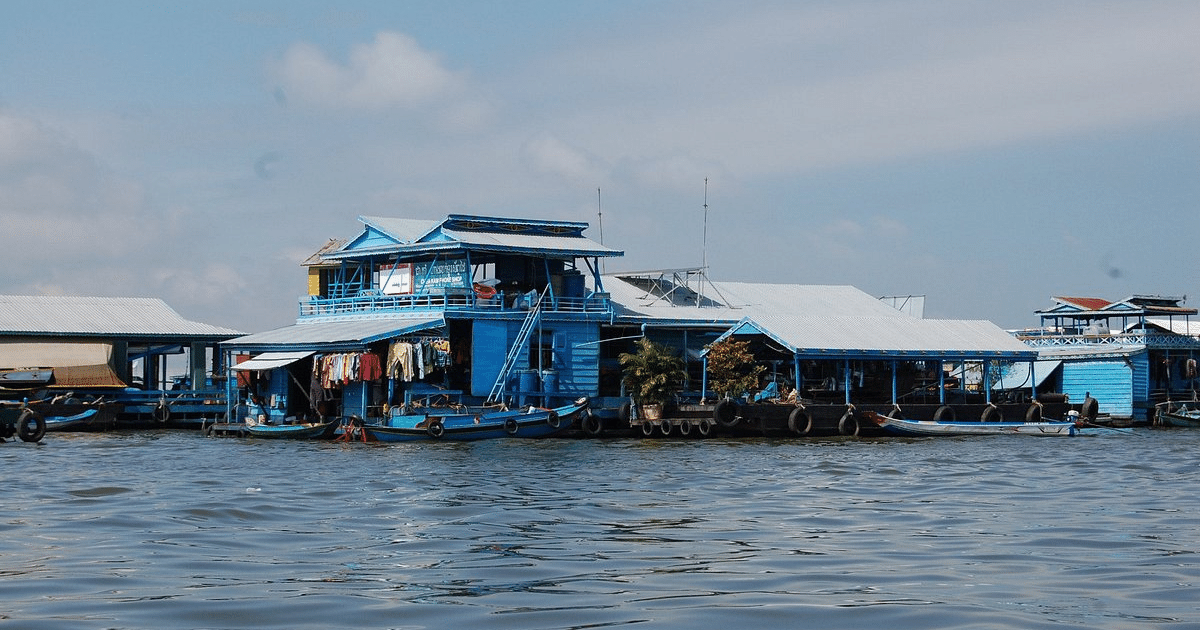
[{"x1": 0, "y1": 295, "x2": 241, "y2": 339}]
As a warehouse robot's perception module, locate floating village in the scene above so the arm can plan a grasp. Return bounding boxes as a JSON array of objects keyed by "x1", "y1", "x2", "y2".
[{"x1": 4, "y1": 212, "x2": 1200, "y2": 444}]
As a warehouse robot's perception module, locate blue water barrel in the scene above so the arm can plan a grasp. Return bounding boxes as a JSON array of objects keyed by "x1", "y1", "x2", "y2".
[
  {"x1": 518, "y1": 370, "x2": 539, "y2": 406},
  {"x1": 541, "y1": 369, "x2": 558, "y2": 394},
  {"x1": 562, "y1": 272, "x2": 585, "y2": 298}
]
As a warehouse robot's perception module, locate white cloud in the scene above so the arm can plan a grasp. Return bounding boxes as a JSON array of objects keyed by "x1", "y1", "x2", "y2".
[
  {"x1": 521, "y1": 132, "x2": 607, "y2": 184},
  {"x1": 271, "y1": 31, "x2": 465, "y2": 111}
]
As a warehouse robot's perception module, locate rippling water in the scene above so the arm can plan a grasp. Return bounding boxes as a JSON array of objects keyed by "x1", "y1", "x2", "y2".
[{"x1": 3, "y1": 429, "x2": 1198, "y2": 629}]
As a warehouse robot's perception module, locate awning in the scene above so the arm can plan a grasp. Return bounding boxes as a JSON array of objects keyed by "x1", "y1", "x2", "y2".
[
  {"x1": 223, "y1": 316, "x2": 445, "y2": 351},
  {"x1": 0, "y1": 341, "x2": 113, "y2": 369},
  {"x1": 232, "y1": 351, "x2": 314, "y2": 371}
]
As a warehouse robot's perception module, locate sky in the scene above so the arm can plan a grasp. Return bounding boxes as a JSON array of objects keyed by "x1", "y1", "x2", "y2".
[{"x1": 2, "y1": 0, "x2": 1199, "y2": 335}]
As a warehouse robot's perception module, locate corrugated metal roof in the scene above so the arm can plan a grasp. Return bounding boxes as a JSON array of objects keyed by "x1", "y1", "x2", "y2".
[
  {"x1": 726, "y1": 313, "x2": 1036, "y2": 358},
  {"x1": 604, "y1": 276, "x2": 910, "y2": 325},
  {"x1": 441, "y1": 228, "x2": 622, "y2": 257},
  {"x1": 224, "y1": 316, "x2": 444, "y2": 350},
  {"x1": 360, "y1": 217, "x2": 440, "y2": 243},
  {"x1": 0, "y1": 295, "x2": 242, "y2": 339},
  {"x1": 231, "y1": 351, "x2": 315, "y2": 371},
  {"x1": 1146, "y1": 317, "x2": 1200, "y2": 336}
]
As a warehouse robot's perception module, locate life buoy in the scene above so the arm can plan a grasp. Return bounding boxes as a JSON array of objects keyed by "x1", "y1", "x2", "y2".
[
  {"x1": 696, "y1": 418, "x2": 713, "y2": 437},
  {"x1": 1025, "y1": 403, "x2": 1043, "y2": 422},
  {"x1": 714, "y1": 400, "x2": 739, "y2": 427},
  {"x1": 678, "y1": 421, "x2": 692, "y2": 436},
  {"x1": 837, "y1": 409, "x2": 858, "y2": 436},
  {"x1": 17, "y1": 409, "x2": 46, "y2": 443},
  {"x1": 981, "y1": 405, "x2": 1004, "y2": 423},
  {"x1": 1080, "y1": 397, "x2": 1098, "y2": 421},
  {"x1": 154, "y1": 403, "x2": 171, "y2": 423},
  {"x1": 546, "y1": 411, "x2": 561, "y2": 428},
  {"x1": 582, "y1": 413, "x2": 603, "y2": 436},
  {"x1": 427, "y1": 419, "x2": 445, "y2": 438},
  {"x1": 640, "y1": 422, "x2": 655, "y2": 437},
  {"x1": 504, "y1": 418, "x2": 519, "y2": 435},
  {"x1": 787, "y1": 407, "x2": 812, "y2": 436},
  {"x1": 933, "y1": 405, "x2": 956, "y2": 421},
  {"x1": 659, "y1": 421, "x2": 672, "y2": 437}
]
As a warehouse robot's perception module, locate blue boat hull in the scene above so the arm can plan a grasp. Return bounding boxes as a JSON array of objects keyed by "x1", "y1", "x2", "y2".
[
  {"x1": 358, "y1": 400, "x2": 587, "y2": 442},
  {"x1": 244, "y1": 419, "x2": 339, "y2": 439}
]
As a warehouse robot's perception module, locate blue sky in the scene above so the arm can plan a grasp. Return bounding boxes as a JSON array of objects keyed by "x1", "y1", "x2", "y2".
[{"x1": 2, "y1": 1, "x2": 1198, "y2": 334}]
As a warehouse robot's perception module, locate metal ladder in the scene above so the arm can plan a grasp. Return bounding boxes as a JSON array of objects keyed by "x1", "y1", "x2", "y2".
[{"x1": 486, "y1": 287, "x2": 547, "y2": 404}]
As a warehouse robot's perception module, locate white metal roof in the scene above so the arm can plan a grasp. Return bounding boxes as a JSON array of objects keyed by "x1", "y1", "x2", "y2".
[
  {"x1": 231, "y1": 351, "x2": 315, "y2": 371},
  {"x1": 725, "y1": 313, "x2": 1036, "y2": 358},
  {"x1": 604, "y1": 276, "x2": 910, "y2": 325},
  {"x1": 0, "y1": 295, "x2": 242, "y2": 339},
  {"x1": 224, "y1": 316, "x2": 444, "y2": 350},
  {"x1": 440, "y1": 228, "x2": 622, "y2": 257}
]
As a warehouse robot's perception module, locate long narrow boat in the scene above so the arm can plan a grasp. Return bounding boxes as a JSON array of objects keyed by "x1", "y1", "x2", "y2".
[
  {"x1": 1155, "y1": 402, "x2": 1200, "y2": 428},
  {"x1": 356, "y1": 398, "x2": 588, "y2": 442},
  {"x1": 866, "y1": 410, "x2": 1078, "y2": 437},
  {"x1": 244, "y1": 416, "x2": 340, "y2": 439},
  {"x1": 44, "y1": 408, "x2": 104, "y2": 431}
]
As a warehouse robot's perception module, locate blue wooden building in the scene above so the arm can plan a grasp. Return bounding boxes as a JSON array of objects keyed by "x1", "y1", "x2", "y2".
[
  {"x1": 221, "y1": 215, "x2": 622, "y2": 425},
  {"x1": 1015, "y1": 295, "x2": 1200, "y2": 423}
]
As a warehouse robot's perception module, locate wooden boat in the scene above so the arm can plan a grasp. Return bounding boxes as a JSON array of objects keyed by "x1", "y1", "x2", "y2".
[
  {"x1": 243, "y1": 416, "x2": 340, "y2": 439},
  {"x1": 865, "y1": 410, "x2": 1078, "y2": 437},
  {"x1": 43, "y1": 408, "x2": 104, "y2": 431},
  {"x1": 1155, "y1": 402, "x2": 1200, "y2": 428},
  {"x1": 354, "y1": 398, "x2": 588, "y2": 442}
]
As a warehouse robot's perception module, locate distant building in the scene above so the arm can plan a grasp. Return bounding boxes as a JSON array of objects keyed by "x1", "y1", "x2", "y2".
[
  {"x1": 1015, "y1": 295, "x2": 1200, "y2": 422},
  {"x1": 0, "y1": 295, "x2": 242, "y2": 423}
]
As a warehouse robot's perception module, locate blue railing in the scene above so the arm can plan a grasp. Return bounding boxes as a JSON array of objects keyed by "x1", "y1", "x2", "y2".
[
  {"x1": 1017, "y1": 330, "x2": 1200, "y2": 349},
  {"x1": 299, "y1": 289, "x2": 612, "y2": 318}
]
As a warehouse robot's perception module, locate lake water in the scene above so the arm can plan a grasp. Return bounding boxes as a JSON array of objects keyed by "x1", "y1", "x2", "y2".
[{"x1": 3, "y1": 429, "x2": 1198, "y2": 630}]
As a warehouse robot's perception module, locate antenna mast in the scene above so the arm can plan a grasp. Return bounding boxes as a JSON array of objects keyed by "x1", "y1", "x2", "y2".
[
  {"x1": 701, "y1": 178, "x2": 709, "y2": 272},
  {"x1": 597, "y1": 187, "x2": 605, "y2": 274}
]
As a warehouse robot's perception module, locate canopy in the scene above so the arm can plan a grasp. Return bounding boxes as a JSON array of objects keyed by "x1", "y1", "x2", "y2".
[{"x1": 232, "y1": 351, "x2": 314, "y2": 372}]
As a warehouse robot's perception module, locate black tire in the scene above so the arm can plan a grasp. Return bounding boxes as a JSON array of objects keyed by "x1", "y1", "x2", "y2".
[
  {"x1": 504, "y1": 418, "x2": 519, "y2": 435},
  {"x1": 154, "y1": 403, "x2": 171, "y2": 423},
  {"x1": 201, "y1": 418, "x2": 213, "y2": 437},
  {"x1": 582, "y1": 413, "x2": 603, "y2": 436},
  {"x1": 837, "y1": 410, "x2": 858, "y2": 436},
  {"x1": 714, "y1": 400, "x2": 739, "y2": 427},
  {"x1": 640, "y1": 422, "x2": 655, "y2": 437},
  {"x1": 981, "y1": 406, "x2": 1004, "y2": 423},
  {"x1": 787, "y1": 407, "x2": 812, "y2": 436},
  {"x1": 427, "y1": 419, "x2": 445, "y2": 438},
  {"x1": 933, "y1": 405, "x2": 956, "y2": 421},
  {"x1": 17, "y1": 409, "x2": 46, "y2": 443},
  {"x1": 659, "y1": 421, "x2": 672, "y2": 437},
  {"x1": 678, "y1": 421, "x2": 692, "y2": 437},
  {"x1": 546, "y1": 411, "x2": 560, "y2": 428},
  {"x1": 1025, "y1": 404, "x2": 1043, "y2": 422},
  {"x1": 1081, "y1": 397, "x2": 1099, "y2": 421},
  {"x1": 618, "y1": 401, "x2": 633, "y2": 424},
  {"x1": 696, "y1": 418, "x2": 713, "y2": 437}
]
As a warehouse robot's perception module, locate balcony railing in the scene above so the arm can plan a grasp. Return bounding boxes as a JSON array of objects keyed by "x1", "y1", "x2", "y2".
[
  {"x1": 299, "y1": 288, "x2": 612, "y2": 318},
  {"x1": 1016, "y1": 330, "x2": 1200, "y2": 349}
]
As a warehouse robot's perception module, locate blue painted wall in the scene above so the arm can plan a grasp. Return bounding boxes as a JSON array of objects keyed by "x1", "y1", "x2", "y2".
[
  {"x1": 471, "y1": 319, "x2": 511, "y2": 397},
  {"x1": 1061, "y1": 353, "x2": 1139, "y2": 419}
]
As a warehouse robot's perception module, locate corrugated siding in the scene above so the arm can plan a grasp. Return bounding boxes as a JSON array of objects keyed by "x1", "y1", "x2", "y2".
[
  {"x1": 1062, "y1": 359, "x2": 1133, "y2": 418},
  {"x1": 471, "y1": 320, "x2": 511, "y2": 397},
  {"x1": 0, "y1": 295, "x2": 241, "y2": 338},
  {"x1": 554, "y1": 323, "x2": 600, "y2": 397},
  {"x1": 1131, "y1": 352, "x2": 1150, "y2": 409}
]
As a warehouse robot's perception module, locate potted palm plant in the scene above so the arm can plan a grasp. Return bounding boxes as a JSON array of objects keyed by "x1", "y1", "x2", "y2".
[{"x1": 619, "y1": 337, "x2": 686, "y2": 420}]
